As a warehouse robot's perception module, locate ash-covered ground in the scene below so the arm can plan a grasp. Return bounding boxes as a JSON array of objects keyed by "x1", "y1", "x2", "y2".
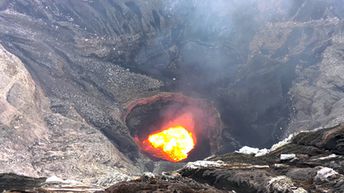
[{"x1": 0, "y1": 0, "x2": 344, "y2": 192}]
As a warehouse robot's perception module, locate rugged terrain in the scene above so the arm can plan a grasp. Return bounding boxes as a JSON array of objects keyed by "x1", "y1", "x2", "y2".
[
  {"x1": 1, "y1": 0, "x2": 344, "y2": 191},
  {"x1": 1, "y1": 123, "x2": 343, "y2": 192},
  {"x1": 108, "y1": 123, "x2": 344, "y2": 193},
  {"x1": 0, "y1": 43, "x2": 140, "y2": 186}
]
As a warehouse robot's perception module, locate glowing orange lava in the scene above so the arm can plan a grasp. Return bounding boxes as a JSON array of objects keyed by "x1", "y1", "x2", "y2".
[
  {"x1": 136, "y1": 113, "x2": 197, "y2": 162},
  {"x1": 147, "y1": 126, "x2": 195, "y2": 162}
]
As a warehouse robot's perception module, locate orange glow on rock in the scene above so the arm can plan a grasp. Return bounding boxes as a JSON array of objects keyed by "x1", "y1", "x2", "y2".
[{"x1": 148, "y1": 126, "x2": 195, "y2": 162}]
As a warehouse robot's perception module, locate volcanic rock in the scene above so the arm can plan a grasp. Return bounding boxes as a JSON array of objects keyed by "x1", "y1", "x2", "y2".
[
  {"x1": 0, "y1": 44, "x2": 140, "y2": 186},
  {"x1": 103, "y1": 123, "x2": 344, "y2": 193},
  {"x1": 178, "y1": 123, "x2": 344, "y2": 193},
  {"x1": 1, "y1": 0, "x2": 344, "y2": 192},
  {"x1": 104, "y1": 175, "x2": 228, "y2": 193}
]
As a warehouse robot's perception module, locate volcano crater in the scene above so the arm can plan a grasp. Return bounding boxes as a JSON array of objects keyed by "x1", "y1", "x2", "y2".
[{"x1": 123, "y1": 93, "x2": 222, "y2": 162}]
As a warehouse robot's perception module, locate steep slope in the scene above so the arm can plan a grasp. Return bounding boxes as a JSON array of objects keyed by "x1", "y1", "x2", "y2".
[{"x1": 0, "y1": 44, "x2": 140, "y2": 186}]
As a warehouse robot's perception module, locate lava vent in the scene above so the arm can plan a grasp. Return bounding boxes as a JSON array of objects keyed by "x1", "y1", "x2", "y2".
[{"x1": 123, "y1": 93, "x2": 222, "y2": 162}]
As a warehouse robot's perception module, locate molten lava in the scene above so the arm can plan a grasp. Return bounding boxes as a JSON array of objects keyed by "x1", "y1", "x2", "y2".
[
  {"x1": 148, "y1": 126, "x2": 195, "y2": 162},
  {"x1": 136, "y1": 113, "x2": 197, "y2": 162}
]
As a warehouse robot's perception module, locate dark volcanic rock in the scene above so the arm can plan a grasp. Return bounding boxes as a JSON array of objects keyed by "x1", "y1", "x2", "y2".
[
  {"x1": 0, "y1": 0, "x2": 165, "y2": 161},
  {"x1": 1, "y1": 118, "x2": 344, "y2": 192},
  {"x1": 1, "y1": 0, "x2": 344, "y2": 190},
  {"x1": 0, "y1": 173, "x2": 45, "y2": 192},
  {"x1": 0, "y1": 0, "x2": 342, "y2": 145},
  {"x1": 2, "y1": 0, "x2": 344, "y2": 155},
  {"x1": 104, "y1": 175, "x2": 228, "y2": 193},
  {"x1": 103, "y1": 123, "x2": 344, "y2": 193},
  {"x1": 179, "y1": 123, "x2": 344, "y2": 193},
  {"x1": 0, "y1": 173, "x2": 105, "y2": 192},
  {"x1": 83, "y1": 123, "x2": 344, "y2": 193}
]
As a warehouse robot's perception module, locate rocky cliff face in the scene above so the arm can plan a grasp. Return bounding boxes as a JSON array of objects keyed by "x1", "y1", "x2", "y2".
[
  {"x1": 0, "y1": 44, "x2": 140, "y2": 186},
  {"x1": 1, "y1": 0, "x2": 344, "y2": 190}
]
